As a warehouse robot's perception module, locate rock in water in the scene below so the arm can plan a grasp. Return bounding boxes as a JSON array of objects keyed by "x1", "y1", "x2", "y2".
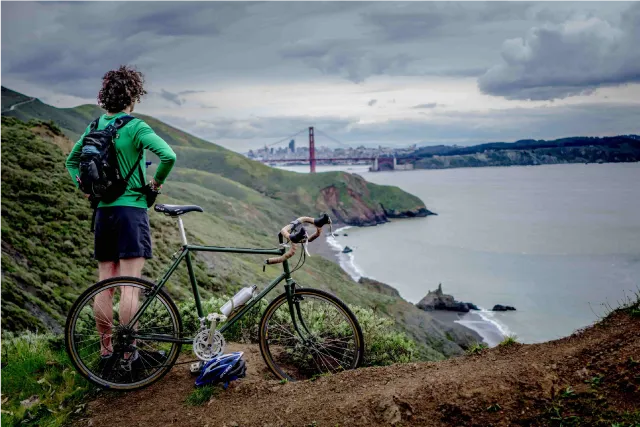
[
  {"x1": 492, "y1": 304, "x2": 516, "y2": 311},
  {"x1": 342, "y1": 246, "x2": 353, "y2": 253},
  {"x1": 416, "y1": 284, "x2": 476, "y2": 313}
]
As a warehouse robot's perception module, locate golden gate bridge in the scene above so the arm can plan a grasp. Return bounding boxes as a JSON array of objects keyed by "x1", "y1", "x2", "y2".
[{"x1": 247, "y1": 127, "x2": 416, "y2": 173}]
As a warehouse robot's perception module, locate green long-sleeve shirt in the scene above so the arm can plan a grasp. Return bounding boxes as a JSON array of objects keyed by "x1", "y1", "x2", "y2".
[{"x1": 65, "y1": 112, "x2": 177, "y2": 209}]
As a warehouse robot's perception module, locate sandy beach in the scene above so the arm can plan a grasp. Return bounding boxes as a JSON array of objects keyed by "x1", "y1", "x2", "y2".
[{"x1": 428, "y1": 310, "x2": 506, "y2": 347}]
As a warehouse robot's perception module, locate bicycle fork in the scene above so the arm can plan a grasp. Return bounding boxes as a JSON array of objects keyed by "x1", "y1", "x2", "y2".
[{"x1": 284, "y1": 282, "x2": 314, "y2": 341}]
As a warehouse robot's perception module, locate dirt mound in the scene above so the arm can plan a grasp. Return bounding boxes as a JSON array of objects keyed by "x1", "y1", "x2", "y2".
[{"x1": 77, "y1": 311, "x2": 639, "y2": 426}]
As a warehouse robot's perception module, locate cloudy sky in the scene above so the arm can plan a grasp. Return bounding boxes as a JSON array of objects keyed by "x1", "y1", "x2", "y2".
[{"x1": 2, "y1": 1, "x2": 640, "y2": 152}]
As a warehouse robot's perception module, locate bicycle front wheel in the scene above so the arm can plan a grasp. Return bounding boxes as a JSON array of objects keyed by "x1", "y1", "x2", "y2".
[
  {"x1": 258, "y1": 288, "x2": 364, "y2": 381},
  {"x1": 65, "y1": 276, "x2": 182, "y2": 391}
]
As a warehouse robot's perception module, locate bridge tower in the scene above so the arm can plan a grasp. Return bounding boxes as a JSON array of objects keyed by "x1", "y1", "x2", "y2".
[{"x1": 309, "y1": 127, "x2": 316, "y2": 173}]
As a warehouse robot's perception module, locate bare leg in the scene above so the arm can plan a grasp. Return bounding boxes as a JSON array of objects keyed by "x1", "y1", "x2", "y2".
[
  {"x1": 94, "y1": 261, "x2": 120, "y2": 356},
  {"x1": 118, "y1": 257, "x2": 145, "y2": 358},
  {"x1": 118, "y1": 257, "x2": 145, "y2": 326}
]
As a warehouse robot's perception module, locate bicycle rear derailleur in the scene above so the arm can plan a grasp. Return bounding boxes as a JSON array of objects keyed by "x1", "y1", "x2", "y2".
[{"x1": 190, "y1": 313, "x2": 227, "y2": 373}]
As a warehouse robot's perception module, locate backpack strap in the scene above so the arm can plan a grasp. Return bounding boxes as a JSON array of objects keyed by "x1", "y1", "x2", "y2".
[
  {"x1": 109, "y1": 115, "x2": 143, "y2": 185},
  {"x1": 89, "y1": 197, "x2": 100, "y2": 232},
  {"x1": 89, "y1": 117, "x2": 101, "y2": 132},
  {"x1": 109, "y1": 114, "x2": 136, "y2": 132},
  {"x1": 125, "y1": 150, "x2": 145, "y2": 184}
]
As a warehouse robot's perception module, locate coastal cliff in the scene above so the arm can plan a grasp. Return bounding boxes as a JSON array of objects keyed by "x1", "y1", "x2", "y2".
[{"x1": 316, "y1": 175, "x2": 435, "y2": 226}]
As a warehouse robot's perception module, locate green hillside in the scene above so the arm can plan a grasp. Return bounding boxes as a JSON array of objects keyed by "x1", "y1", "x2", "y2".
[
  {"x1": 0, "y1": 114, "x2": 474, "y2": 359},
  {"x1": 1, "y1": 86, "x2": 32, "y2": 109},
  {"x1": 1, "y1": 86, "x2": 431, "y2": 226}
]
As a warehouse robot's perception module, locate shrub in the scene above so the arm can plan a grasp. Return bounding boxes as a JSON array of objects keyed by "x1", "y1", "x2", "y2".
[
  {"x1": 178, "y1": 298, "x2": 418, "y2": 368},
  {"x1": 352, "y1": 306, "x2": 417, "y2": 367}
]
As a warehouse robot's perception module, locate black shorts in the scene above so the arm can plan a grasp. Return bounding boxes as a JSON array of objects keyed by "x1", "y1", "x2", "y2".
[{"x1": 94, "y1": 206, "x2": 152, "y2": 262}]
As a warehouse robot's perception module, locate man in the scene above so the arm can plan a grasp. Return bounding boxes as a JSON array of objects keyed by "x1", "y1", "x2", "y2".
[{"x1": 66, "y1": 65, "x2": 176, "y2": 362}]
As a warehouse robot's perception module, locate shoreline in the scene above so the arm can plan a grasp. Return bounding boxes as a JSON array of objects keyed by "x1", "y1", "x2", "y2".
[{"x1": 315, "y1": 227, "x2": 507, "y2": 346}]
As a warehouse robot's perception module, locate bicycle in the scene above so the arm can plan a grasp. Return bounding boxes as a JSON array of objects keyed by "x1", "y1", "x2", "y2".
[{"x1": 64, "y1": 204, "x2": 364, "y2": 391}]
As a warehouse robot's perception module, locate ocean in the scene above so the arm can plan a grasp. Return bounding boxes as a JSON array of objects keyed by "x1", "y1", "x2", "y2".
[{"x1": 279, "y1": 163, "x2": 640, "y2": 346}]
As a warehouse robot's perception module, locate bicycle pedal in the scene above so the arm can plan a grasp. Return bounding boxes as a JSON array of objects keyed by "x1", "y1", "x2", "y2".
[{"x1": 190, "y1": 361, "x2": 203, "y2": 374}]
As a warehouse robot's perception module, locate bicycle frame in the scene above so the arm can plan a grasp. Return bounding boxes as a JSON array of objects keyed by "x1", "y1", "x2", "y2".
[{"x1": 130, "y1": 217, "x2": 298, "y2": 345}]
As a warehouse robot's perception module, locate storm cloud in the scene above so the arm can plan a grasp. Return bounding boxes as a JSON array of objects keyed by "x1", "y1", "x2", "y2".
[
  {"x1": 1, "y1": 1, "x2": 638, "y2": 149},
  {"x1": 479, "y1": 3, "x2": 640, "y2": 100}
]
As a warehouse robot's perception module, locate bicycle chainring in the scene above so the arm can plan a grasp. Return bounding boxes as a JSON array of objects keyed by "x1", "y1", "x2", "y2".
[{"x1": 192, "y1": 329, "x2": 226, "y2": 361}]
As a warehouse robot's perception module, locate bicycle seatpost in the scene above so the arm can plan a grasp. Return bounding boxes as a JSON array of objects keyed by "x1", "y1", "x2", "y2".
[{"x1": 177, "y1": 217, "x2": 188, "y2": 245}]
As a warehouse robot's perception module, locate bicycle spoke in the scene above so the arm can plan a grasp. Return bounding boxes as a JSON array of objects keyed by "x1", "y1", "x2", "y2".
[
  {"x1": 67, "y1": 280, "x2": 180, "y2": 389},
  {"x1": 261, "y1": 291, "x2": 361, "y2": 381}
]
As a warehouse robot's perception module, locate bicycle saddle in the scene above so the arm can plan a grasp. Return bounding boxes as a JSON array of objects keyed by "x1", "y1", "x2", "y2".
[{"x1": 154, "y1": 204, "x2": 204, "y2": 216}]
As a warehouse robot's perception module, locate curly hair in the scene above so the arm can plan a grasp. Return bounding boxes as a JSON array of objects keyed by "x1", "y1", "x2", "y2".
[{"x1": 97, "y1": 65, "x2": 147, "y2": 113}]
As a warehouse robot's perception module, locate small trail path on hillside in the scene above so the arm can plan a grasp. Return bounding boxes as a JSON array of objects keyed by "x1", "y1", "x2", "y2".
[
  {"x1": 76, "y1": 313, "x2": 639, "y2": 427},
  {"x1": 1, "y1": 97, "x2": 35, "y2": 113}
]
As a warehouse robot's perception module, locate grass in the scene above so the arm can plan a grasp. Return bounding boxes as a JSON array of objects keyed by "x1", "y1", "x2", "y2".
[
  {"x1": 184, "y1": 385, "x2": 221, "y2": 406},
  {"x1": 585, "y1": 375, "x2": 604, "y2": 388},
  {"x1": 593, "y1": 289, "x2": 640, "y2": 323},
  {"x1": 0, "y1": 332, "x2": 92, "y2": 427},
  {"x1": 498, "y1": 335, "x2": 519, "y2": 347},
  {"x1": 466, "y1": 342, "x2": 489, "y2": 355},
  {"x1": 540, "y1": 388, "x2": 640, "y2": 427},
  {"x1": 0, "y1": 116, "x2": 455, "y2": 360}
]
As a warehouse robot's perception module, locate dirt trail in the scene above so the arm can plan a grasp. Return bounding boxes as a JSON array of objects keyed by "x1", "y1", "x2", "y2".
[{"x1": 77, "y1": 311, "x2": 639, "y2": 427}]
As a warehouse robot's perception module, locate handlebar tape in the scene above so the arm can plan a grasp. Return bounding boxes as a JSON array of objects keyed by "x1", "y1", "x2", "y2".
[
  {"x1": 265, "y1": 213, "x2": 331, "y2": 265},
  {"x1": 265, "y1": 242, "x2": 297, "y2": 265}
]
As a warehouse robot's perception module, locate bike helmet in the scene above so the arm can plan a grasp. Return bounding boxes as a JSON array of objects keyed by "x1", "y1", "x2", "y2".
[{"x1": 195, "y1": 351, "x2": 246, "y2": 389}]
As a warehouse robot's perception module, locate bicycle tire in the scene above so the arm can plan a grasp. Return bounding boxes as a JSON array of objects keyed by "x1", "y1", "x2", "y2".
[
  {"x1": 258, "y1": 287, "x2": 364, "y2": 381},
  {"x1": 65, "y1": 276, "x2": 183, "y2": 391}
]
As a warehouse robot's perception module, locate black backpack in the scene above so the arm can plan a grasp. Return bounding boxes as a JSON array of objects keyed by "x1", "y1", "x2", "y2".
[
  {"x1": 78, "y1": 115, "x2": 144, "y2": 229},
  {"x1": 78, "y1": 115, "x2": 142, "y2": 201}
]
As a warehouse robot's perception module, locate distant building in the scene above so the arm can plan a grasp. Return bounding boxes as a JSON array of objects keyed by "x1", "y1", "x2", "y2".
[{"x1": 289, "y1": 139, "x2": 295, "y2": 153}]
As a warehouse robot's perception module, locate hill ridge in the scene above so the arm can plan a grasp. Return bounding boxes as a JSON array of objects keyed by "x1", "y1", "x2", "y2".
[{"x1": 1, "y1": 86, "x2": 432, "y2": 226}]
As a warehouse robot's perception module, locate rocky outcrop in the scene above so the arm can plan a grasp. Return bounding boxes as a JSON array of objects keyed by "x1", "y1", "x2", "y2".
[
  {"x1": 492, "y1": 304, "x2": 516, "y2": 311},
  {"x1": 317, "y1": 184, "x2": 388, "y2": 227},
  {"x1": 416, "y1": 284, "x2": 478, "y2": 313},
  {"x1": 316, "y1": 179, "x2": 436, "y2": 227},
  {"x1": 384, "y1": 206, "x2": 437, "y2": 218}
]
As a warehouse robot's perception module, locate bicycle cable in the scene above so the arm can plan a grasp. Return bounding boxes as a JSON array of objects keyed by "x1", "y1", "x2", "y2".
[{"x1": 290, "y1": 243, "x2": 306, "y2": 273}]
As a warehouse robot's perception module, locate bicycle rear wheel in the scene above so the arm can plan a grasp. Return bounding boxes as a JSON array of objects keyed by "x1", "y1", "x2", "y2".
[
  {"x1": 258, "y1": 287, "x2": 364, "y2": 381},
  {"x1": 65, "y1": 276, "x2": 182, "y2": 391}
]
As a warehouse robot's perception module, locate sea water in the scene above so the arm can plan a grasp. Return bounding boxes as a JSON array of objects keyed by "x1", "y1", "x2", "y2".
[{"x1": 279, "y1": 163, "x2": 640, "y2": 345}]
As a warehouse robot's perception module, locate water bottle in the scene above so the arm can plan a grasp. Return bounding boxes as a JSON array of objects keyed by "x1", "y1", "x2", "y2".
[{"x1": 220, "y1": 285, "x2": 257, "y2": 316}]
